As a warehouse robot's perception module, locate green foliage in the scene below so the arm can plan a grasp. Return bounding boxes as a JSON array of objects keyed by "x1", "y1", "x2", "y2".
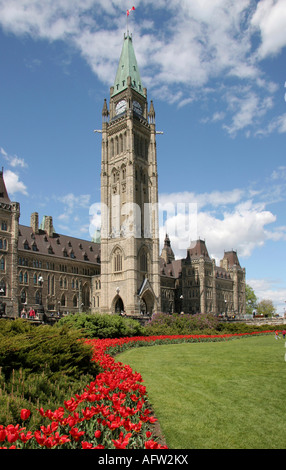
[
  {"x1": 144, "y1": 312, "x2": 220, "y2": 336},
  {"x1": 0, "y1": 319, "x2": 99, "y2": 430},
  {"x1": 257, "y1": 299, "x2": 276, "y2": 317},
  {"x1": 0, "y1": 319, "x2": 98, "y2": 380},
  {"x1": 57, "y1": 313, "x2": 145, "y2": 338},
  {"x1": 245, "y1": 284, "x2": 258, "y2": 315}
]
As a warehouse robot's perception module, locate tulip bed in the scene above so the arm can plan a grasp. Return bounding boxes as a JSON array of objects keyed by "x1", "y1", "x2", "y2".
[{"x1": 0, "y1": 330, "x2": 276, "y2": 449}]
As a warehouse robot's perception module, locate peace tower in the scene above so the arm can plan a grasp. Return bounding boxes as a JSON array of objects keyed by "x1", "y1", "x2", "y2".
[{"x1": 99, "y1": 32, "x2": 161, "y2": 315}]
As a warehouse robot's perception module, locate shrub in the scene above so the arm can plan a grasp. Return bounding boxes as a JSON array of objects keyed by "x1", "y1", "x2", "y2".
[
  {"x1": 0, "y1": 319, "x2": 99, "y2": 430},
  {"x1": 144, "y1": 312, "x2": 220, "y2": 336},
  {"x1": 57, "y1": 313, "x2": 145, "y2": 338}
]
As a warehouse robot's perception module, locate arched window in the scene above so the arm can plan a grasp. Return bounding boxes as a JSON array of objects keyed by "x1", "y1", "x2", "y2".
[
  {"x1": 73, "y1": 295, "x2": 78, "y2": 307},
  {"x1": 140, "y1": 249, "x2": 148, "y2": 273},
  {"x1": 19, "y1": 271, "x2": 23, "y2": 283},
  {"x1": 0, "y1": 257, "x2": 5, "y2": 271},
  {"x1": 114, "y1": 248, "x2": 123, "y2": 272},
  {"x1": 61, "y1": 293, "x2": 66, "y2": 307},
  {"x1": 20, "y1": 289, "x2": 26, "y2": 304},
  {"x1": 35, "y1": 291, "x2": 40, "y2": 304}
]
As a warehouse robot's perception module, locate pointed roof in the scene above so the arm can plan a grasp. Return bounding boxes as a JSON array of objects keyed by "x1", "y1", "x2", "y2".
[
  {"x1": 112, "y1": 33, "x2": 144, "y2": 97},
  {"x1": 187, "y1": 239, "x2": 211, "y2": 260},
  {"x1": 0, "y1": 168, "x2": 11, "y2": 203}
]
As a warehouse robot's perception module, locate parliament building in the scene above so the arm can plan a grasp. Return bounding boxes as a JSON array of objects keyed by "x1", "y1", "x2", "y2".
[{"x1": 0, "y1": 32, "x2": 246, "y2": 319}]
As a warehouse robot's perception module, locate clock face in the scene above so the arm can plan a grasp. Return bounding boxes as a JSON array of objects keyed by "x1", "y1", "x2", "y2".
[
  {"x1": 133, "y1": 100, "x2": 142, "y2": 115},
  {"x1": 115, "y1": 100, "x2": 127, "y2": 115}
]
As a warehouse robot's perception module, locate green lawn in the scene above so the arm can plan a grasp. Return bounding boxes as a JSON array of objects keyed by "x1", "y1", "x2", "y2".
[{"x1": 117, "y1": 334, "x2": 286, "y2": 449}]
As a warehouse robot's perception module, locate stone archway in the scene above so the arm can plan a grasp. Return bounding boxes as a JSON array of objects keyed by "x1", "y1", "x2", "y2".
[
  {"x1": 114, "y1": 296, "x2": 124, "y2": 314},
  {"x1": 140, "y1": 290, "x2": 154, "y2": 315}
]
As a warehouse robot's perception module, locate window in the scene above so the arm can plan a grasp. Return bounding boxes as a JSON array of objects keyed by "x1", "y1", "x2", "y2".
[
  {"x1": 0, "y1": 257, "x2": 5, "y2": 271},
  {"x1": 1, "y1": 221, "x2": 7, "y2": 231},
  {"x1": 35, "y1": 291, "x2": 41, "y2": 305},
  {"x1": 61, "y1": 294, "x2": 66, "y2": 307},
  {"x1": 20, "y1": 290, "x2": 26, "y2": 304},
  {"x1": 140, "y1": 250, "x2": 148, "y2": 273},
  {"x1": 114, "y1": 248, "x2": 123, "y2": 272}
]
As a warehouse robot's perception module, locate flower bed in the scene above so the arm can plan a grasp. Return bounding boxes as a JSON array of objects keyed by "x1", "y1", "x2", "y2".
[{"x1": 0, "y1": 331, "x2": 276, "y2": 449}]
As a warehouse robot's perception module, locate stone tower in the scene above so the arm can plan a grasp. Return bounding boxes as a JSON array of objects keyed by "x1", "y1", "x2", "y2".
[
  {"x1": 100, "y1": 32, "x2": 160, "y2": 315},
  {"x1": 0, "y1": 168, "x2": 20, "y2": 317}
]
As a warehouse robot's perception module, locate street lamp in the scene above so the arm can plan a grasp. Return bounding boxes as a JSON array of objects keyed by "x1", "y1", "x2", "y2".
[{"x1": 180, "y1": 294, "x2": 184, "y2": 314}]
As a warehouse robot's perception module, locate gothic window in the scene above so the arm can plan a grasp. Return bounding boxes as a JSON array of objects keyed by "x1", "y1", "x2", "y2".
[
  {"x1": 51, "y1": 275, "x2": 55, "y2": 295},
  {"x1": 20, "y1": 289, "x2": 26, "y2": 304},
  {"x1": 110, "y1": 138, "x2": 114, "y2": 158},
  {"x1": 122, "y1": 165, "x2": 126, "y2": 180},
  {"x1": 33, "y1": 273, "x2": 37, "y2": 284},
  {"x1": 61, "y1": 293, "x2": 66, "y2": 307},
  {"x1": 0, "y1": 257, "x2": 5, "y2": 271},
  {"x1": 24, "y1": 272, "x2": 28, "y2": 284},
  {"x1": 19, "y1": 271, "x2": 23, "y2": 283},
  {"x1": 1, "y1": 221, "x2": 7, "y2": 231},
  {"x1": 35, "y1": 291, "x2": 40, "y2": 305},
  {"x1": 114, "y1": 248, "x2": 123, "y2": 272},
  {"x1": 120, "y1": 134, "x2": 123, "y2": 153},
  {"x1": 140, "y1": 249, "x2": 148, "y2": 273},
  {"x1": 73, "y1": 295, "x2": 78, "y2": 307}
]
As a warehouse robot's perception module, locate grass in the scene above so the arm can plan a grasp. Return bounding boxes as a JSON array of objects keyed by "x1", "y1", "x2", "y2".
[{"x1": 117, "y1": 334, "x2": 286, "y2": 449}]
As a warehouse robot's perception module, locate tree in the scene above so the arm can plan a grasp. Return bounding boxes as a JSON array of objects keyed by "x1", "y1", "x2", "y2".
[
  {"x1": 245, "y1": 284, "x2": 258, "y2": 315},
  {"x1": 256, "y1": 299, "x2": 276, "y2": 317}
]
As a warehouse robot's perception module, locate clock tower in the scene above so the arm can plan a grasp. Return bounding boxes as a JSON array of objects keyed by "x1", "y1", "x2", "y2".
[{"x1": 100, "y1": 32, "x2": 160, "y2": 316}]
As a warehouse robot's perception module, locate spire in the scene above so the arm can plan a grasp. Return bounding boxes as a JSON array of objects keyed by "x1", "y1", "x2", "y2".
[
  {"x1": 102, "y1": 98, "x2": 109, "y2": 122},
  {"x1": 161, "y1": 234, "x2": 175, "y2": 264},
  {"x1": 0, "y1": 168, "x2": 11, "y2": 203},
  {"x1": 112, "y1": 33, "x2": 144, "y2": 97},
  {"x1": 148, "y1": 100, "x2": 155, "y2": 124}
]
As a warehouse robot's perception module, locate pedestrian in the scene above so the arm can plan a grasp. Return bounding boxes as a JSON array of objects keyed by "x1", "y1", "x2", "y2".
[
  {"x1": 282, "y1": 330, "x2": 286, "y2": 339},
  {"x1": 275, "y1": 330, "x2": 281, "y2": 340},
  {"x1": 29, "y1": 308, "x2": 35, "y2": 319}
]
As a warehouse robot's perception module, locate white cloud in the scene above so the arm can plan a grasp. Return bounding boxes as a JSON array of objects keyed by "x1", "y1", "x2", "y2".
[
  {"x1": 248, "y1": 277, "x2": 286, "y2": 314},
  {"x1": 159, "y1": 186, "x2": 285, "y2": 262},
  {"x1": 0, "y1": 0, "x2": 284, "y2": 136},
  {"x1": 251, "y1": 0, "x2": 286, "y2": 58},
  {"x1": 1, "y1": 147, "x2": 28, "y2": 168},
  {"x1": 4, "y1": 169, "x2": 28, "y2": 196}
]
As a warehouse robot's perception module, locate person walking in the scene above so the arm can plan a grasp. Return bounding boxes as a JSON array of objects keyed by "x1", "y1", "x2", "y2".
[
  {"x1": 282, "y1": 329, "x2": 286, "y2": 339},
  {"x1": 275, "y1": 330, "x2": 281, "y2": 340}
]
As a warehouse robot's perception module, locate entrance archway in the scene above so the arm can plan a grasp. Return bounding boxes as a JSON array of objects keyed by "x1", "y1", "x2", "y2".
[
  {"x1": 140, "y1": 290, "x2": 154, "y2": 315},
  {"x1": 114, "y1": 296, "x2": 124, "y2": 314}
]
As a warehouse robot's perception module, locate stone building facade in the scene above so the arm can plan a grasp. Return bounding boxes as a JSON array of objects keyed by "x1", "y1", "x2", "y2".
[{"x1": 0, "y1": 32, "x2": 245, "y2": 318}]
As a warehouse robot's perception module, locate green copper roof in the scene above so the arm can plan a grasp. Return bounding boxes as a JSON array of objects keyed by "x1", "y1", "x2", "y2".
[{"x1": 112, "y1": 33, "x2": 144, "y2": 97}]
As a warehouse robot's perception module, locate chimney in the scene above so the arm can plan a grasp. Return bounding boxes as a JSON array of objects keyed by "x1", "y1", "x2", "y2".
[
  {"x1": 30, "y1": 212, "x2": 39, "y2": 234},
  {"x1": 44, "y1": 216, "x2": 54, "y2": 237}
]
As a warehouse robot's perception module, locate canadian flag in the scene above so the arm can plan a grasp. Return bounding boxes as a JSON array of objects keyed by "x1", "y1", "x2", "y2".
[{"x1": 127, "y1": 6, "x2": 135, "y2": 16}]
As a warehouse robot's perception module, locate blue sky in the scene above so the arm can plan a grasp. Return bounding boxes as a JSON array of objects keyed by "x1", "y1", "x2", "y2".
[{"x1": 0, "y1": 0, "x2": 286, "y2": 314}]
